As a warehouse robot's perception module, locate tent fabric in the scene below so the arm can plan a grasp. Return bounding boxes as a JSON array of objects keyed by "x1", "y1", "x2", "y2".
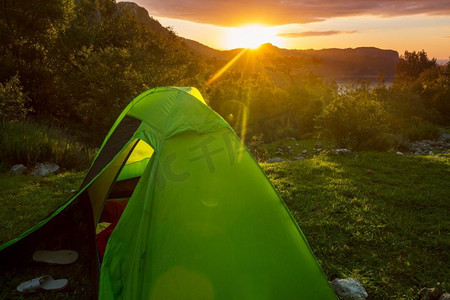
[{"x1": 96, "y1": 87, "x2": 336, "y2": 299}]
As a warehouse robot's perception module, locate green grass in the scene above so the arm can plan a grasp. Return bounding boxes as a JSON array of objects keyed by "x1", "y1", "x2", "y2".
[
  {"x1": 0, "y1": 172, "x2": 85, "y2": 245},
  {"x1": 0, "y1": 121, "x2": 94, "y2": 170},
  {"x1": 0, "y1": 152, "x2": 449, "y2": 299},
  {"x1": 262, "y1": 152, "x2": 450, "y2": 299}
]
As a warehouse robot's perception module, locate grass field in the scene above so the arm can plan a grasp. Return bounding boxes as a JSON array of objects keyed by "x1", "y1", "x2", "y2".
[{"x1": 0, "y1": 151, "x2": 449, "y2": 299}]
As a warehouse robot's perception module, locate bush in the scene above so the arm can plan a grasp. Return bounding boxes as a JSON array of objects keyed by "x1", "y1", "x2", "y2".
[
  {"x1": 0, "y1": 75, "x2": 31, "y2": 121},
  {"x1": 400, "y1": 118, "x2": 441, "y2": 142},
  {"x1": 0, "y1": 121, "x2": 94, "y2": 170},
  {"x1": 359, "y1": 133, "x2": 400, "y2": 151},
  {"x1": 316, "y1": 86, "x2": 389, "y2": 150}
]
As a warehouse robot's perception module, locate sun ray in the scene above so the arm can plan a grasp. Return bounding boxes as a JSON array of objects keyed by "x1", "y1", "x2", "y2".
[{"x1": 206, "y1": 48, "x2": 248, "y2": 85}]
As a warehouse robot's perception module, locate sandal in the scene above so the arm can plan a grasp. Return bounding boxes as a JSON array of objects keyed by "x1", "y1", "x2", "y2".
[
  {"x1": 16, "y1": 275, "x2": 68, "y2": 293},
  {"x1": 32, "y1": 250, "x2": 78, "y2": 265}
]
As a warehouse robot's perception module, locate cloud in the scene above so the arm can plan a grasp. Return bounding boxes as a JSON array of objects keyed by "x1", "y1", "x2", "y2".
[
  {"x1": 278, "y1": 30, "x2": 357, "y2": 38},
  {"x1": 130, "y1": 0, "x2": 450, "y2": 26}
]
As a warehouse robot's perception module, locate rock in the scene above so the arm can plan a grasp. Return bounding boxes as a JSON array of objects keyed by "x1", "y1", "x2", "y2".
[
  {"x1": 418, "y1": 287, "x2": 441, "y2": 300},
  {"x1": 302, "y1": 149, "x2": 307, "y2": 154},
  {"x1": 333, "y1": 148, "x2": 353, "y2": 156},
  {"x1": 293, "y1": 156, "x2": 305, "y2": 161},
  {"x1": 9, "y1": 164, "x2": 27, "y2": 175},
  {"x1": 330, "y1": 277, "x2": 368, "y2": 300},
  {"x1": 315, "y1": 142, "x2": 322, "y2": 148},
  {"x1": 438, "y1": 133, "x2": 450, "y2": 142},
  {"x1": 366, "y1": 169, "x2": 374, "y2": 175},
  {"x1": 289, "y1": 137, "x2": 296, "y2": 141},
  {"x1": 316, "y1": 148, "x2": 323, "y2": 152},
  {"x1": 396, "y1": 151, "x2": 404, "y2": 155},
  {"x1": 31, "y1": 162, "x2": 60, "y2": 177},
  {"x1": 275, "y1": 151, "x2": 283, "y2": 155},
  {"x1": 439, "y1": 293, "x2": 450, "y2": 300},
  {"x1": 295, "y1": 143, "x2": 300, "y2": 146},
  {"x1": 267, "y1": 157, "x2": 283, "y2": 163}
]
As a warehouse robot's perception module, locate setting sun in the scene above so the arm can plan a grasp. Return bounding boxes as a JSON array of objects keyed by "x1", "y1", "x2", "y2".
[{"x1": 226, "y1": 25, "x2": 279, "y2": 49}]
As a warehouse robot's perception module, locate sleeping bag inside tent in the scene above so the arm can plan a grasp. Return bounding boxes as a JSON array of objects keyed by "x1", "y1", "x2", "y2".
[{"x1": 0, "y1": 87, "x2": 336, "y2": 299}]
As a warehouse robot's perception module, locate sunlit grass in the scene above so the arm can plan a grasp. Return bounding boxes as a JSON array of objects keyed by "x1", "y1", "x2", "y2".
[{"x1": 262, "y1": 152, "x2": 450, "y2": 299}]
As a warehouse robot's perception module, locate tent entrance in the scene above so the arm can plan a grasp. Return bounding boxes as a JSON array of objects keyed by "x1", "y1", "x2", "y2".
[{"x1": 93, "y1": 138, "x2": 154, "y2": 260}]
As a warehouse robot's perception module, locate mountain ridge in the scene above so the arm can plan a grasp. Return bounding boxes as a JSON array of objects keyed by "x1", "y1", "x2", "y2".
[{"x1": 118, "y1": 1, "x2": 399, "y2": 81}]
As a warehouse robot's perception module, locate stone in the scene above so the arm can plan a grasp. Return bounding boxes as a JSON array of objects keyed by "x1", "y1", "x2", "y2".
[
  {"x1": 438, "y1": 133, "x2": 450, "y2": 142},
  {"x1": 31, "y1": 162, "x2": 60, "y2": 177},
  {"x1": 303, "y1": 149, "x2": 307, "y2": 154},
  {"x1": 418, "y1": 287, "x2": 441, "y2": 300},
  {"x1": 9, "y1": 164, "x2": 27, "y2": 175},
  {"x1": 315, "y1": 142, "x2": 322, "y2": 148},
  {"x1": 295, "y1": 143, "x2": 300, "y2": 146},
  {"x1": 267, "y1": 157, "x2": 283, "y2": 163},
  {"x1": 366, "y1": 169, "x2": 374, "y2": 175},
  {"x1": 330, "y1": 277, "x2": 368, "y2": 300},
  {"x1": 334, "y1": 148, "x2": 353, "y2": 156},
  {"x1": 293, "y1": 156, "x2": 305, "y2": 161},
  {"x1": 396, "y1": 151, "x2": 404, "y2": 155},
  {"x1": 439, "y1": 293, "x2": 450, "y2": 300}
]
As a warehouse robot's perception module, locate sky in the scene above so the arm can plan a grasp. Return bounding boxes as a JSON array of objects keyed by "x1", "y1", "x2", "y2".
[{"x1": 127, "y1": 0, "x2": 450, "y2": 59}]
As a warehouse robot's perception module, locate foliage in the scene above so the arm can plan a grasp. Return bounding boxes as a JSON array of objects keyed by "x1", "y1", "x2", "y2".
[
  {"x1": 0, "y1": 0, "x2": 204, "y2": 145},
  {"x1": 396, "y1": 50, "x2": 437, "y2": 79},
  {"x1": 0, "y1": 75, "x2": 31, "y2": 121},
  {"x1": 262, "y1": 152, "x2": 450, "y2": 299},
  {"x1": 399, "y1": 117, "x2": 442, "y2": 142},
  {"x1": 316, "y1": 84, "x2": 389, "y2": 150},
  {"x1": 0, "y1": 121, "x2": 94, "y2": 170}
]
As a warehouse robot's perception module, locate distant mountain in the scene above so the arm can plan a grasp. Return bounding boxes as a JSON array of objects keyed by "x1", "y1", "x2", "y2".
[{"x1": 118, "y1": 2, "x2": 399, "y2": 82}]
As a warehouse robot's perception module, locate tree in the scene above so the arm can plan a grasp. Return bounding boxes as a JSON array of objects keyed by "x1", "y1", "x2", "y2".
[
  {"x1": 396, "y1": 50, "x2": 437, "y2": 79},
  {"x1": 0, "y1": 74, "x2": 31, "y2": 121}
]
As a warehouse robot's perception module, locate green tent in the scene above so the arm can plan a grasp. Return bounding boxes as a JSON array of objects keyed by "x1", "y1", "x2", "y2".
[{"x1": 0, "y1": 87, "x2": 336, "y2": 299}]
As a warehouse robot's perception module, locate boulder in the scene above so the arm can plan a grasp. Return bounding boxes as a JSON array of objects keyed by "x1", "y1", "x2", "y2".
[
  {"x1": 418, "y1": 287, "x2": 441, "y2": 300},
  {"x1": 330, "y1": 277, "x2": 368, "y2": 300},
  {"x1": 439, "y1": 293, "x2": 450, "y2": 300},
  {"x1": 9, "y1": 164, "x2": 27, "y2": 175},
  {"x1": 438, "y1": 133, "x2": 450, "y2": 142},
  {"x1": 31, "y1": 162, "x2": 60, "y2": 177},
  {"x1": 267, "y1": 157, "x2": 283, "y2": 163},
  {"x1": 333, "y1": 148, "x2": 353, "y2": 156}
]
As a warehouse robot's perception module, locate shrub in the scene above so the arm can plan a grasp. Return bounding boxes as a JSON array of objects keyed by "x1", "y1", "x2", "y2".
[
  {"x1": 400, "y1": 118, "x2": 441, "y2": 142},
  {"x1": 316, "y1": 86, "x2": 389, "y2": 150},
  {"x1": 0, "y1": 121, "x2": 94, "y2": 170},
  {"x1": 0, "y1": 75, "x2": 31, "y2": 121},
  {"x1": 359, "y1": 133, "x2": 400, "y2": 151}
]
